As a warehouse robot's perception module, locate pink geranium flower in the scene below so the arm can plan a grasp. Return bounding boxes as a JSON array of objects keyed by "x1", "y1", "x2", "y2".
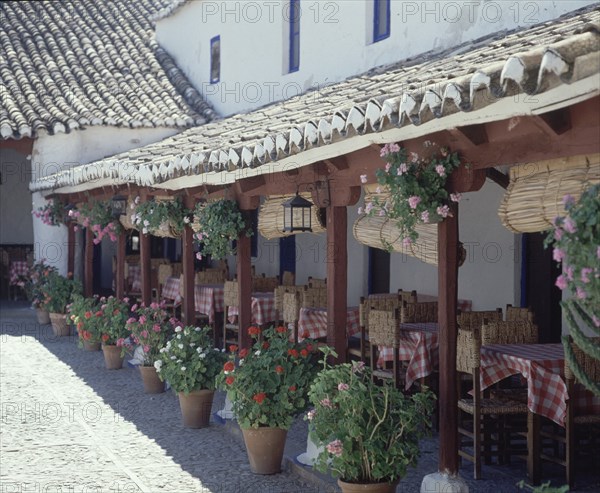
[{"x1": 408, "y1": 196, "x2": 421, "y2": 209}]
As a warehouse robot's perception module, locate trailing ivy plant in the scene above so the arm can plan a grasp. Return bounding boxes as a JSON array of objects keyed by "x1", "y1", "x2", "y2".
[
  {"x1": 193, "y1": 199, "x2": 253, "y2": 260},
  {"x1": 545, "y1": 184, "x2": 599, "y2": 396},
  {"x1": 132, "y1": 196, "x2": 189, "y2": 236}
]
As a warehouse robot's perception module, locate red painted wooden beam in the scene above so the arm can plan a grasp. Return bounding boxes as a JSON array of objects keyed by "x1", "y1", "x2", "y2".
[
  {"x1": 326, "y1": 206, "x2": 348, "y2": 363},
  {"x1": 182, "y1": 196, "x2": 196, "y2": 325},
  {"x1": 437, "y1": 201, "x2": 460, "y2": 475},
  {"x1": 139, "y1": 231, "x2": 151, "y2": 306},
  {"x1": 115, "y1": 231, "x2": 126, "y2": 299},
  {"x1": 237, "y1": 217, "x2": 253, "y2": 349},
  {"x1": 67, "y1": 222, "x2": 75, "y2": 276},
  {"x1": 84, "y1": 228, "x2": 93, "y2": 297}
]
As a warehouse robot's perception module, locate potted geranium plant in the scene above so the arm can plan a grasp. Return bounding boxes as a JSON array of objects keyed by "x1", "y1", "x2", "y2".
[
  {"x1": 360, "y1": 142, "x2": 461, "y2": 244},
  {"x1": 97, "y1": 296, "x2": 132, "y2": 370},
  {"x1": 68, "y1": 294, "x2": 102, "y2": 350},
  {"x1": 193, "y1": 199, "x2": 253, "y2": 260},
  {"x1": 217, "y1": 325, "x2": 320, "y2": 474},
  {"x1": 20, "y1": 260, "x2": 58, "y2": 324},
  {"x1": 156, "y1": 326, "x2": 227, "y2": 428},
  {"x1": 40, "y1": 271, "x2": 82, "y2": 337},
  {"x1": 126, "y1": 302, "x2": 174, "y2": 393},
  {"x1": 546, "y1": 184, "x2": 600, "y2": 395},
  {"x1": 307, "y1": 350, "x2": 435, "y2": 493}
]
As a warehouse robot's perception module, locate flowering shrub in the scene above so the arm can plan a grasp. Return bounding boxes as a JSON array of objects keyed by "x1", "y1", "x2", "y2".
[
  {"x1": 21, "y1": 260, "x2": 58, "y2": 308},
  {"x1": 40, "y1": 271, "x2": 82, "y2": 314},
  {"x1": 95, "y1": 296, "x2": 132, "y2": 347},
  {"x1": 132, "y1": 197, "x2": 189, "y2": 236},
  {"x1": 359, "y1": 142, "x2": 461, "y2": 243},
  {"x1": 70, "y1": 201, "x2": 120, "y2": 244},
  {"x1": 126, "y1": 302, "x2": 176, "y2": 366},
  {"x1": 194, "y1": 199, "x2": 253, "y2": 260},
  {"x1": 216, "y1": 325, "x2": 320, "y2": 429},
  {"x1": 307, "y1": 350, "x2": 435, "y2": 484},
  {"x1": 546, "y1": 184, "x2": 600, "y2": 395},
  {"x1": 32, "y1": 199, "x2": 68, "y2": 226},
  {"x1": 156, "y1": 326, "x2": 227, "y2": 394},
  {"x1": 68, "y1": 294, "x2": 102, "y2": 344}
]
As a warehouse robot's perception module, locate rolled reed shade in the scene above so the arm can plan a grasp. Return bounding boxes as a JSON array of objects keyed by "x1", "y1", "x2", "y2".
[{"x1": 258, "y1": 193, "x2": 326, "y2": 240}]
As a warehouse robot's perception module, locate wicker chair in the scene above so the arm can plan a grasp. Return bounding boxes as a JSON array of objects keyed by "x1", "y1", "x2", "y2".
[
  {"x1": 481, "y1": 319, "x2": 538, "y2": 346},
  {"x1": 400, "y1": 300, "x2": 438, "y2": 323},
  {"x1": 307, "y1": 276, "x2": 326, "y2": 288},
  {"x1": 275, "y1": 285, "x2": 304, "y2": 322},
  {"x1": 222, "y1": 280, "x2": 240, "y2": 349},
  {"x1": 281, "y1": 270, "x2": 295, "y2": 286},
  {"x1": 157, "y1": 264, "x2": 175, "y2": 311},
  {"x1": 195, "y1": 269, "x2": 226, "y2": 285},
  {"x1": 540, "y1": 337, "x2": 600, "y2": 488},
  {"x1": 282, "y1": 290, "x2": 302, "y2": 342},
  {"x1": 367, "y1": 308, "x2": 405, "y2": 388},
  {"x1": 458, "y1": 308, "x2": 503, "y2": 331},
  {"x1": 252, "y1": 274, "x2": 279, "y2": 293},
  {"x1": 302, "y1": 285, "x2": 327, "y2": 309},
  {"x1": 457, "y1": 325, "x2": 529, "y2": 479},
  {"x1": 505, "y1": 304, "x2": 534, "y2": 322}
]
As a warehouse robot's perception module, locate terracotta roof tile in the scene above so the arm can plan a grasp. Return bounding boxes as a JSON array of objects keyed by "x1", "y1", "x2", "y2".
[{"x1": 1, "y1": 0, "x2": 215, "y2": 140}]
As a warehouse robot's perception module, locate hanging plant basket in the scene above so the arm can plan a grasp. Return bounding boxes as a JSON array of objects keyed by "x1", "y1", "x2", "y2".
[{"x1": 132, "y1": 196, "x2": 188, "y2": 239}]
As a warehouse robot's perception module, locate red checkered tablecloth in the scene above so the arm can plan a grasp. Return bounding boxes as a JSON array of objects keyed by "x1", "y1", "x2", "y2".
[
  {"x1": 376, "y1": 323, "x2": 439, "y2": 390},
  {"x1": 297, "y1": 307, "x2": 360, "y2": 341},
  {"x1": 162, "y1": 276, "x2": 181, "y2": 302},
  {"x1": 480, "y1": 344, "x2": 600, "y2": 426},
  {"x1": 9, "y1": 261, "x2": 29, "y2": 286},
  {"x1": 194, "y1": 284, "x2": 224, "y2": 323},
  {"x1": 228, "y1": 292, "x2": 277, "y2": 325}
]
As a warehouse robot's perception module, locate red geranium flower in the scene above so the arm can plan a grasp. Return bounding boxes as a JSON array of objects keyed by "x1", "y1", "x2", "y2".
[
  {"x1": 223, "y1": 361, "x2": 235, "y2": 372},
  {"x1": 95, "y1": 311, "x2": 103, "y2": 318},
  {"x1": 248, "y1": 326, "x2": 261, "y2": 336},
  {"x1": 289, "y1": 385, "x2": 296, "y2": 392},
  {"x1": 239, "y1": 348, "x2": 248, "y2": 358},
  {"x1": 82, "y1": 330, "x2": 91, "y2": 341},
  {"x1": 229, "y1": 344, "x2": 238, "y2": 353},
  {"x1": 300, "y1": 349, "x2": 309, "y2": 358},
  {"x1": 101, "y1": 334, "x2": 109, "y2": 342},
  {"x1": 262, "y1": 341, "x2": 270, "y2": 349},
  {"x1": 253, "y1": 392, "x2": 266, "y2": 404},
  {"x1": 275, "y1": 365, "x2": 284, "y2": 374},
  {"x1": 276, "y1": 326, "x2": 286, "y2": 333},
  {"x1": 226, "y1": 376, "x2": 235, "y2": 385},
  {"x1": 302, "y1": 331, "x2": 310, "y2": 339},
  {"x1": 84, "y1": 311, "x2": 92, "y2": 319},
  {"x1": 288, "y1": 349, "x2": 298, "y2": 358}
]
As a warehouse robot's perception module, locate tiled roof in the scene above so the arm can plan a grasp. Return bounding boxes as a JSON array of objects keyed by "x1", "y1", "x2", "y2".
[
  {"x1": 151, "y1": 0, "x2": 190, "y2": 21},
  {"x1": 30, "y1": 6, "x2": 600, "y2": 193},
  {"x1": 1, "y1": 0, "x2": 215, "y2": 140}
]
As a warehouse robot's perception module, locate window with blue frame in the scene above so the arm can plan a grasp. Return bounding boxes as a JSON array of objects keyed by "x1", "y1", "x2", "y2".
[
  {"x1": 373, "y1": 0, "x2": 390, "y2": 43},
  {"x1": 288, "y1": 0, "x2": 300, "y2": 72},
  {"x1": 210, "y1": 35, "x2": 220, "y2": 83}
]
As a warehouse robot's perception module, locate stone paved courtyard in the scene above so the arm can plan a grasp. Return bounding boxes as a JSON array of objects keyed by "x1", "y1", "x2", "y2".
[{"x1": 1, "y1": 302, "x2": 598, "y2": 493}]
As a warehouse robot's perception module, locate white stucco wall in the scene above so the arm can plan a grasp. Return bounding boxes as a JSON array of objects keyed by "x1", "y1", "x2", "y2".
[
  {"x1": 0, "y1": 148, "x2": 34, "y2": 244},
  {"x1": 30, "y1": 126, "x2": 179, "y2": 277},
  {"x1": 156, "y1": 0, "x2": 594, "y2": 116},
  {"x1": 389, "y1": 179, "x2": 519, "y2": 310}
]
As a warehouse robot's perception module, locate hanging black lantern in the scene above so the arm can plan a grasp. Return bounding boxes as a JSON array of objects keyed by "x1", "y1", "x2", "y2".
[
  {"x1": 111, "y1": 194, "x2": 127, "y2": 219},
  {"x1": 282, "y1": 193, "x2": 313, "y2": 233}
]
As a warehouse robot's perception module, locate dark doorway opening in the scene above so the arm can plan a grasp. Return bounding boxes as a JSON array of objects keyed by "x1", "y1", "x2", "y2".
[{"x1": 368, "y1": 247, "x2": 390, "y2": 295}]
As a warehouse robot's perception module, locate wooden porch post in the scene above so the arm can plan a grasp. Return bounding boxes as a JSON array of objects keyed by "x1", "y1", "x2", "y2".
[
  {"x1": 326, "y1": 205, "x2": 347, "y2": 363},
  {"x1": 115, "y1": 230, "x2": 126, "y2": 299},
  {"x1": 84, "y1": 228, "x2": 93, "y2": 297},
  {"x1": 237, "y1": 210, "x2": 253, "y2": 349},
  {"x1": 437, "y1": 202, "x2": 459, "y2": 475},
  {"x1": 67, "y1": 222, "x2": 75, "y2": 276},
  {"x1": 139, "y1": 194, "x2": 152, "y2": 306},
  {"x1": 182, "y1": 197, "x2": 195, "y2": 325}
]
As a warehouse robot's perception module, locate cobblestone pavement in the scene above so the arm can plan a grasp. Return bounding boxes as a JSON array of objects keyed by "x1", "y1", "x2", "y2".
[{"x1": 1, "y1": 302, "x2": 599, "y2": 493}]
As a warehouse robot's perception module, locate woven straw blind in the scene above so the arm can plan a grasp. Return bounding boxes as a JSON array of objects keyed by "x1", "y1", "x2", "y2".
[
  {"x1": 353, "y1": 184, "x2": 439, "y2": 265},
  {"x1": 258, "y1": 193, "x2": 326, "y2": 240},
  {"x1": 498, "y1": 153, "x2": 600, "y2": 233}
]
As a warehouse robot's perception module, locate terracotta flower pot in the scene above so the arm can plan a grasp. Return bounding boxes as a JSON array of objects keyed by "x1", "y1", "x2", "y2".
[
  {"x1": 49, "y1": 313, "x2": 70, "y2": 337},
  {"x1": 337, "y1": 479, "x2": 399, "y2": 493},
  {"x1": 241, "y1": 427, "x2": 287, "y2": 474},
  {"x1": 102, "y1": 344, "x2": 124, "y2": 370},
  {"x1": 83, "y1": 340, "x2": 101, "y2": 351},
  {"x1": 178, "y1": 389, "x2": 215, "y2": 428},
  {"x1": 36, "y1": 308, "x2": 51, "y2": 325},
  {"x1": 139, "y1": 365, "x2": 165, "y2": 394}
]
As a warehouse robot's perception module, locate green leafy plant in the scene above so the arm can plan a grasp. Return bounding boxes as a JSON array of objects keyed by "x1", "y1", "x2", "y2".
[
  {"x1": 307, "y1": 349, "x2": 435, "y2": 484},
  {"x1": 96, "y1": 296, "x2": 131, "y2": 347},
  {"x1": 40, "y1": 272, "x2": 82, "y2": 314},
  {"x1": 16, "y1": 260, "x2": 58, "y2": 308},
  {"x1": 545, "y1": 184, "x2": 600, "y2": 396},
  {"x1": 217, "y1": 325, "x2": 320, "y2": 429},
  {"x1": 71, "y1": 200, "x2": 121, "y2": 243},
  {"x1": 68, "y1": 294, "x2": 102, "y2": 345},
  {"x1": 360, "y1": 142, "x2": 461, "y2": 244},
  {"x1": 133, "y1": 196, "x2": 189, "y2": 237},
  {"x1": 156, "y1": 326, "x2": 227, "y2": 394},
  {"x1": 194, "y1": 199, "x2": 252, "y2": 260},
  {"x1": 125, "y1": 302, "x2": 176, "y2": 366},
  {"x1": 32, "y1": 199, "x2": 69, "y2": 226},
  {"x1": 517, "y1": 480, "x2": 569, "y2": 492}
]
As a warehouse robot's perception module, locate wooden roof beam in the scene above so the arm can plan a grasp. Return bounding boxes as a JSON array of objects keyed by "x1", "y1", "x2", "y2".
[
  {"x1": 486, "y1": 167, "x2": 510, "y2": 189},
  {"x1": 532, "y1": 108, "x2": 572, "y2": 137}
]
